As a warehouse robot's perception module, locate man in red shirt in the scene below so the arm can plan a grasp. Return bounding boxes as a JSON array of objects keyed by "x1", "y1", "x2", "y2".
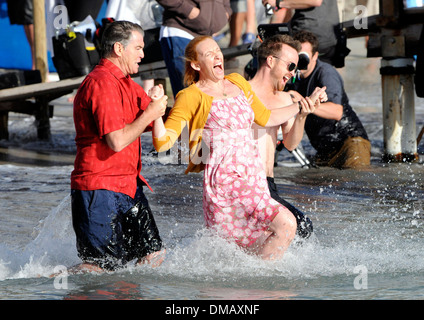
[{"x1": 71, "y1": 21, "x2": 168, "y2": 272}]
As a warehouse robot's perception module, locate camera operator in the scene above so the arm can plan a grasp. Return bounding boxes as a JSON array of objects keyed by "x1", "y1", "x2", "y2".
[{"x1": 289, "y1": 30, "x2": 371, "y2": 169}]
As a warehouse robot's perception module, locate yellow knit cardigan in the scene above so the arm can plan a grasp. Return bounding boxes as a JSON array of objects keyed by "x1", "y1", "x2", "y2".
[{"x1": 153, "y1": 73, "x2": 271, "y2": 174}]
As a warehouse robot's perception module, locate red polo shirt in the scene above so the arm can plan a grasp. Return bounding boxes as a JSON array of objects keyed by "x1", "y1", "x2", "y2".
[{"x1": 71, "y1": 58, "x2": 152, "y2": 198}]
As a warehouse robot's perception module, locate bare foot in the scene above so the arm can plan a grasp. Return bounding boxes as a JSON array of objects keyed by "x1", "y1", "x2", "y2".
[{"x1": 69, "y1": 263, "x2": 104, "y2": 274}]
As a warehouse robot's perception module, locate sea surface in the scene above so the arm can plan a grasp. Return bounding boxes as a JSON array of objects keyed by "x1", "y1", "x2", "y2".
[{"x1": 0, "y1": 38, "x2": 423, "y2": 301}]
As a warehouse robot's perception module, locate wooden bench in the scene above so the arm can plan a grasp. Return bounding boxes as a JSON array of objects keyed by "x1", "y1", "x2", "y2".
[
  {"x1": 0, "y1": 76, "x2": 85, "y2": 140},
  {"x1": 0, "y1": 43, "x2": 250, "y2": 141}
]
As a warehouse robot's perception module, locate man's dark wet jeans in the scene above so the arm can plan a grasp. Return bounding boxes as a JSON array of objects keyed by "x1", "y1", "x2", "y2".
[{"x1": 71, "y1": 184, "x2": 163, "y2": 270}]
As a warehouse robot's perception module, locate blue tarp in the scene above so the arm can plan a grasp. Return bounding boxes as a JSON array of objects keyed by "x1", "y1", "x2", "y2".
[
  {"x1": 0, "y1": 0, "x2": 43, "y2": 70},
  {"x1": 0, "y1": 0, "x2": 107, "y2": 72}
]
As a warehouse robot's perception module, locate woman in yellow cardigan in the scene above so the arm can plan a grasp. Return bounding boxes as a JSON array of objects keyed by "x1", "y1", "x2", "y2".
[{"x1": 153, "y1": 36, "x2": 325, "y2": 260}]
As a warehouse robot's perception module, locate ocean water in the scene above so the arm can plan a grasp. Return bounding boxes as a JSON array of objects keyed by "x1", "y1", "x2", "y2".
[{"x1": 0, "y1": 38, "x2": 423, "y2": 301}]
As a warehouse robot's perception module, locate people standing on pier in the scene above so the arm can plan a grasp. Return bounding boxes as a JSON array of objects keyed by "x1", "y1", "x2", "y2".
[
  {"x1": 228, "y1": 0, "x2": 257, "y2": 46},
  {"x1": 152, "y1": 36, "x2": 326, "y2": 260},
  {"x1": 156, "y1": 0, "x2": 232, "y2": 97},
  {"x1": 6, "y1": 0, "x2": 35, "y2": 70},
  {"x1": 249, "y1": 34, "x2": 321, "y2": 238},
  {"x1": 104, "y1": 0, "x2": 165, "y2": 93},
  {"x1": 70, "y1": 21, "x2": 167, "y2": 272},
  {"x1": 289, "y1": 30, "x2": 370, "y2": 169}
]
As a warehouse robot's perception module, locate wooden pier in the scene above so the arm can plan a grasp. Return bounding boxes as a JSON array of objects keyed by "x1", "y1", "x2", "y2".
[{"x1": 343, "y1": 0, "x2": 424, "y2": 162}]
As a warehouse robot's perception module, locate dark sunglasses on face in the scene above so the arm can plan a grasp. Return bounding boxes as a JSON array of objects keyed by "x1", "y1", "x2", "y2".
[{"x1": 272, "y1": 56, "x2": 297, "y2": 72}]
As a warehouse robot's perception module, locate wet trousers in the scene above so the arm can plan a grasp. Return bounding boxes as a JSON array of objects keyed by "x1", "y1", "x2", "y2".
[
  {"x1": 317, "y1": 136, "x2": 371, "y2": 169},
  {"x1": 267, "y1": 177, "x2": 313, "y2": 239},
  {"x1": 71, "y1": 182, "x2": 163, "y2": 270}
]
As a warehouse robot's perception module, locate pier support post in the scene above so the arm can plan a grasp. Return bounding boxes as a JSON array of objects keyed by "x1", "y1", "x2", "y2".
[
  {"x1": 380, "y1": 36, "x2": 418, "y2": 162},
  {"x1": 33, "y1": 0, "x2": 51, "y2": 140},
  {"x1": 33, "y1": 0, "x2": 48, "y2": 83}
]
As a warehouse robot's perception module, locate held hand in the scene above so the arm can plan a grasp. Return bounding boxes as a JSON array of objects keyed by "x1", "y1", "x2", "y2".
[
  {"x1": 318, "y1": 89, "x2": 328, "y2": 103},
  {"x1": 148, "y1": 84, "x2": 165, "y2": 101},
  {"x1": 298, "y1": 97, "x2": 317, "y2": 116},
  {"x1": 147, "y1": 95, "x2": 168, "y2": 121},
  {"x1": 309, "y1": 86, "x2": 327, "y2": 107}
]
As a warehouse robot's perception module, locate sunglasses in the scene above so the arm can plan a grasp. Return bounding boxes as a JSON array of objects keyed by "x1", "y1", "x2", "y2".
[{"x1": 272, "y1": 56, "x2": 297, "y2": 72}]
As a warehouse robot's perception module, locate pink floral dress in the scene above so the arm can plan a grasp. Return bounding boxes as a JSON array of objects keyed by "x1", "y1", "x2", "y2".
[{"x1": 202, "y1": 91, "x2": 282, "y2": 247}]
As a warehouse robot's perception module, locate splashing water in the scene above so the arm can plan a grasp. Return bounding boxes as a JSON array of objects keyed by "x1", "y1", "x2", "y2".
[{"x1": 0, "y1": 160, "x2": 423, "y2": 300}]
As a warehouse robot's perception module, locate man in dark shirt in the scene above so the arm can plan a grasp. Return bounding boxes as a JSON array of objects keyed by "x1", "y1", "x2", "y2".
[
  {"x1": 262, "y1": 0, "x2": 343, "y2": 66},
  {"x1": 290, "y1": 30, "x2": 370, "y2": 169}
]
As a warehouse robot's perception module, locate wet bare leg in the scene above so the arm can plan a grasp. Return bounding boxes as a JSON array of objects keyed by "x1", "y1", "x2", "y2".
[{"x1": 254, "y1": 208, "x2": 297, "y2": 260}]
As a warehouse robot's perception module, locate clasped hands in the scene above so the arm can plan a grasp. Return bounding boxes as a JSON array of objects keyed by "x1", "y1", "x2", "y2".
[
  {"x1": 292, "y1": 86, "x2": 327, "y2": 116},
  {"x1": 147, "y1": 84, "x2": 168, "y2": 120}
]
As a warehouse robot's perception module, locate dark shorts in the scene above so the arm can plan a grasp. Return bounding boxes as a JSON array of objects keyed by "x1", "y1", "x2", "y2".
[
  {"x1": 267, "y1": 177, "x2": 313, "y2": 239},
  {"x1": 71, "y1": 182, "x2": 163, "y2": 270}
]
